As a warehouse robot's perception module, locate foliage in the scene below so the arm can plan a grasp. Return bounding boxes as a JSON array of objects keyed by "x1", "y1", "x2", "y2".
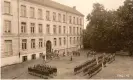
[{"x1": 83, "y1": 0, "x2": 133, "y2": 55}]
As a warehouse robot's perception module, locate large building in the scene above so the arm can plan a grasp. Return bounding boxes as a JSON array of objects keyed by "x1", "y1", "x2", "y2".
[{"x1": 1, "y1": 0, "x2": 84, "y2": 67}]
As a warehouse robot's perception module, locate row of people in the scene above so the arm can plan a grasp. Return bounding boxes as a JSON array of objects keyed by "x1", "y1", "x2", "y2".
[
  {"x1": 86, "y1": 50, "x2": 97, "y2": 57},
  {"x1": 86, "y1": 62, "x2": 102, "y2": 77},
  {"x1": 28, "y1": 64, "x2": 57, "y2": 76},
  {"x1": 72, "y1": 51, "x2": 80, "y2": 56},
  {"x1": 74, "y1": 58, "x2": 97, "y2": 73}
]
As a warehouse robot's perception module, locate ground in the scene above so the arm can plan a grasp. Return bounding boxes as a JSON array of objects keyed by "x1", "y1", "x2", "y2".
[{"x1": 1, "y1": 50, "x2": 133, "y2": 79}]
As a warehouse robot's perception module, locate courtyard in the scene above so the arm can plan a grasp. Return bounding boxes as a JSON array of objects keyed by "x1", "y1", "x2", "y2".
[{"x1": 1, "y1": 50, "x2": 133, "y2": 79}]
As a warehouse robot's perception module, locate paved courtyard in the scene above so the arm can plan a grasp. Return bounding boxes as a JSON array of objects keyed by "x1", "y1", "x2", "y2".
[{"x1": 1, "y1": 50, "x2": 133, "y2": 79}]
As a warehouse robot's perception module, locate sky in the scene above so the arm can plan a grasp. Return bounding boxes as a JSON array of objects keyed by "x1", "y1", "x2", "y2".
[{"x1": 52, "y1": 0, "x2": 125, "y2": 28}]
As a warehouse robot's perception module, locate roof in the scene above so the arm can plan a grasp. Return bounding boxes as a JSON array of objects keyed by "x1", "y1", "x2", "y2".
[{"x1": 23, "y1": 0, "x2": 84, "y2": 16}]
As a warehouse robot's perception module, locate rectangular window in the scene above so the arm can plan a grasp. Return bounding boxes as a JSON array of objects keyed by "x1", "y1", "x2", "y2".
[
  {"x1": 39, "y1": 24, "x2": 43, "y2": 33},
  {"x1": 69, "y1": 26, "x2": 71, "y2": 34},
  {"x1": 53, "y1": 12, "x2": 56, "y2": 21},
  {"x1": 63, "y1": 14, "x2": 65, "y2": 23},
  {"x1": 4, "y1": 40, "x2": 12, "y2": 56},
  {"x1": 30, "y1": 23, "x2": 35, "y2": 33},
  {"x1": 64, "y1": 37, "x2": 66, "y2": 45},
  {"x1": 21, "y1": 22, "x2": 26, "y2": 33},
  {"x1": 69, "y1": 16, "x2": 72, "y2": 24},
  {"x1": 54, "y1": 38, "x2": 57, "y2": 46},
  {"x1": 22, "y1": 56, "x2": 27, "y2": 62},
  {"x1": 46, "y1": 24, "x2": 50, "y2": 34},
  {"x1": 80, "y1": 28, "x2": 82, "y2": 34},
  {"x1": 73, "y1": 27, "x2": 75, "y2": 34},
  {"x1": 63, "y1": 26, "x2": 66, "y2": 34},
  {"x1": 77, "y1": 17, "x2": 79, "y2": 25},
  {"x1": 53, "y1": 25, "x2": 56, "y2": 34},
  {"x1": 73, "y1": 17, "x2": 75, "y2": 24},
  {"x1": 74, "y1": 37, "x2": 75, "y2": 44},
  {"x1": 70, "y1": 37, "x2": 72, "y2": 44},
  {"x1": 46, "y1": 11, "x2": 50, "y2": 20},
  {"x1": 39, "y1": 39, "x2": 43, "y2": 48},
  {"x1": 22, "y1": 39, "x2": 27, "y2": 50},
  {"x1": 59, "y1": 38, "x2": 61, "y2": 46},
  {"x1": 4, "y1": 20, "x2": 11, "y2": 33},
  {"x1": 30, "y1": 7, "x2": 35, "y2": 18},
  {"x1": 77, "y1": 27, "x2": 79, "y2": 34},
  {"x1": 77, "y1": 37, "x2": 79, "y2": 43},
  {"x1": 38, "y1": 9, "x2": 42, "y2": 19},
  {"x1": 31, "y1": 39, "x2": 35, "y2": 49},
  {"x1": 80, "y1": 18, "x2": 82, "y2": 25},
  {"x1": 58, "y1": 13, "x2": 61, "y2": 22},
  {"x1": 21, "y1": 5, "x2": 26, "y2": 17},
  {"x1": 59, "y1": 26, "x2": 61, "y2": 34},
  {"x1": 4, "y1": 1, "x2": 10, "y2": 14}
]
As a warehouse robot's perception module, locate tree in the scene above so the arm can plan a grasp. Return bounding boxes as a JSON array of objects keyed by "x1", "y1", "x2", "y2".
[{"x1": 117, "y1": 0, "x2": 133, "y2": 55}]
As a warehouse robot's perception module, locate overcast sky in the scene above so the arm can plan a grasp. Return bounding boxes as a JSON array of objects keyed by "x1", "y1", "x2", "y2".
[{"x1": 52, "y1": 0, "x2": 125, "y2": 28}]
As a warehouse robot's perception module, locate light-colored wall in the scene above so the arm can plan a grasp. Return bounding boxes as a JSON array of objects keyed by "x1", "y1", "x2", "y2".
[{"x1": 1, "y1": 0, "x2": 84, "y2": 67}]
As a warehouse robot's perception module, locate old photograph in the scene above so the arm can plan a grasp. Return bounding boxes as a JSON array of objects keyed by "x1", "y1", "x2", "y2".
[{"x1": 0, "y1": 0, "x2": 133, "y2": 79}]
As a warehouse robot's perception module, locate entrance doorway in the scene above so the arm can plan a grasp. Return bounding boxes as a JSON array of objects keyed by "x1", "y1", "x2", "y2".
[{"x1": 46, "y1": 40, "x2": 52, "y2": 54}]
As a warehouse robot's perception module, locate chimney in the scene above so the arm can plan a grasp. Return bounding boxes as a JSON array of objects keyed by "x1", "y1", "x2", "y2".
[{"x1": 73, "y1": 6, "x2": 76, "y2": 10}]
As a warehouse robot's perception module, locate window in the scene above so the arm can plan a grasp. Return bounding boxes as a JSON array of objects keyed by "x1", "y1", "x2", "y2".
[
  {"x1": 59, "y1": 38, "x2": 61, "y2": 46},
  {"x1": 53, "y1": 12, "x2": 56, "y2": 21},
  {"x1": 22, "y1": 56, "x2": 27, "y2": 62},
  {"x1": 74, "y1": 37, "x2": 75, "y2": 44},
  {"x1": 4, "y1": 20, "x2": 11, "y2": 33},
  {"x1": 58, "y1": 13, "x2": 61, "y2": 22},
  {"x1": 63, "y1": 26, "x2": 66, "y2": 34},
  {"x1": 38, "y1": 9, "x2": 42, "y2": 19},
  {"x1": 73, "y1": 17, "x2": 75, "y2": 24},
  {"x1": 30, "y1": 23, "x2": 35, "y2": 33},
  {"x1": 46, "y1": 11, "x2": 50, "y2": 20},
  {"x1": 64, "y1": 37, "x2": 66, "y2": 45},
  {"x1": 4, "y1": 40, "x2": 12, "y2": 56},
  {"x1": 69, "y1": 26, "x2": 71, "y2": 34},
  {"x1": 31, "y1": 39, "x2": 35, "y2": 49},
  {"x1": 46, "y1": 24, "x2": 50, "y2": 34},
  {"x1": 39, "y1": 39, "x2": 43, "y2": 48},
  {"x1": 63, "y1": 14, "x2": 65, "y2": 23},
  {"x1": 54, "y1": 38, "x2": 57, "y2": 46},
  {"x1": 21, "y1": 22, "x2": 26, "y2": 33},
  {"x1": 80, "y1": 37, "x2": 82, "y2": 43},
  {"x1": 39, "y1": 53, "x2": 43, "y2": 58},
  {"x1": 77, "y1": 27, "x2": 79, "y2": 34},
  {"x1": 30, "y1": 7, "x2": 35, "y2": 18},
  {"x1": 69, "y1": 16, "x2": 72, "y2": 24},
  {"x1": 80, "y1": 18, "x2": 82, "y2": 25},
  {"x1": 32, "y1": 54, "x2": 36, "y2": 59},
  {"x1": 77, "y1": 37, "x2": 79, "y2": 43},
  {"x1": 22, "y1": 39, "x2": 27, "y2": 50},
  {"x1": 73, "y1": 27, "x2": 75, "y2": 34},
  {"x1": 21, "y1": 5, "x2": 26, "y2": 17},
  {"x1": 80, "y1": 28, "x2": 82, "y2": 34},
  {"x1": 53, "y1": 25, "x2": 56, "y2": 34},
  {"x1": 70, "y1": 37, "x2": 72, "y2": 44},
  {"x1": 77, "y1": 17, "x2": 79, "y2": 25},
  {"x1": 59, "y1": 26, "x2": 61, "y2": 34},
  {"x1": 38, "y1": 24, "x2": 43, "y2": 33},
  {"x1": 4, "y1": 1, "x2": 10, "y2": 14}
]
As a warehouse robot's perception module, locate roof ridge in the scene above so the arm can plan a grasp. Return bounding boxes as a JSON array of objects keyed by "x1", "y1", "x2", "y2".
[{"x1": 23, "y1": 0, "x2": 84, "y2": 16}]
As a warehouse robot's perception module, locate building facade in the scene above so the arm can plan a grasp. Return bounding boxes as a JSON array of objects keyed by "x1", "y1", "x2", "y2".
[{"x1": 1, "y1": 0, "x2": 84, "y2": 67}]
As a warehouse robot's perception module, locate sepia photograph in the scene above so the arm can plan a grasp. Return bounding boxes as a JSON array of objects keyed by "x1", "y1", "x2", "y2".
[{"x1": 0, "y1": 0, "x2": 133, "y2": 79}]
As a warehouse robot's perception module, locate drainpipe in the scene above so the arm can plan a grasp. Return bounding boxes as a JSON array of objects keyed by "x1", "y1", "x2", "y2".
[
  {"x1": 17, "y1": 0, "x2": 20, "y2": 63},
  {"x1": 66, "y1": 12, "x2": 68, "y2": 56}
]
